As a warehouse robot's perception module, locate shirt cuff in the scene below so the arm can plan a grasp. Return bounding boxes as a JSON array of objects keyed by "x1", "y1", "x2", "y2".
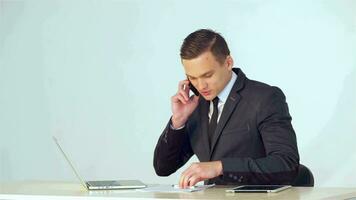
[{"x1": 170, "y1": 123, "x2": 185, "y2": 130}]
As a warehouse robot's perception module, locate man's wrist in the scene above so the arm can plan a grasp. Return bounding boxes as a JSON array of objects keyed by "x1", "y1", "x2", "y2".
[
  {"x1": 171, "y1": 115, "x2": 187, "y2": 129},
  {"x1": 214, "y1": 161, "x2": 223, "y2": 176}
]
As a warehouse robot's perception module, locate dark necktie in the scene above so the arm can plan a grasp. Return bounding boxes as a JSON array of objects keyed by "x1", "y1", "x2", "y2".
[{"x1": 208, "y1": 97, "x2": 219, "y2": 146}]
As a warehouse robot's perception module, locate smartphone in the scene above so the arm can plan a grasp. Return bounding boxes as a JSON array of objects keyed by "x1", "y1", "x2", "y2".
[
  {"x1": 189, "y1": 82, "x2": 199, "y2": 96},
  {"x1": 225, "y1": 185, "x2": 291, "y2": 193}
]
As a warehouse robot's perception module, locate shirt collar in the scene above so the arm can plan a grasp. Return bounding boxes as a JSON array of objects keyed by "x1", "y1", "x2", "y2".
[{"x1": 217, "y1": 70, "x2": 237, "y2": 103}]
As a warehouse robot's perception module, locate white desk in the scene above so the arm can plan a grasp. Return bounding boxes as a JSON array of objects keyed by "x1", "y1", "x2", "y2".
[{"x1": 1, "y1": 181, "x2": 356, "y2": 200}]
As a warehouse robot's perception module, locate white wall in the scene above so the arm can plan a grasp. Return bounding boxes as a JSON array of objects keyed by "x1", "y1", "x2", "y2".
[{"x1": 0, "y1": 0, "x2": 355, "y2": 186}]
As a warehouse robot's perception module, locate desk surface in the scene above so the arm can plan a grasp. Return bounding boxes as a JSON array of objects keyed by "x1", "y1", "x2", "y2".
[{"x1": 1, "y1": 181, "x2": 356, "y2": 200}]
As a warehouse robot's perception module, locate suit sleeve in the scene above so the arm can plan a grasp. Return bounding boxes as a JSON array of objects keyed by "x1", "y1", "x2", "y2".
[
  {"x1": 220, "y1": 87, "x2": 300, "y2": 184},
  {"x1": 153, "y1": 118, "x2": 194, "y2": 176}
]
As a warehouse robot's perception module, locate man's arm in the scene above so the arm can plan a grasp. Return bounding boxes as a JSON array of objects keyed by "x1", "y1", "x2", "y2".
[
  {"x1": 153, "y1": 79, "x2": 199, "y2": 177},
  {"x1": 153, "y1": 119, "x2": 194, "y2": 176},
  {"x1": 221, "y1": 87, "x2": 299, "y2": 184}
]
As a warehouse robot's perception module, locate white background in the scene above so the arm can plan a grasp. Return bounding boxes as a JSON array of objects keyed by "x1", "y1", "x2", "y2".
[{"x1": 0, "y1": 0, "x2": 355, "y2": 186}]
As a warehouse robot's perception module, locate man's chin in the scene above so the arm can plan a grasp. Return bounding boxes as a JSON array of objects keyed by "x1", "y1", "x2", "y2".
[{"x1": 201, "y1": 94, "x2": 215, "y2": 101}]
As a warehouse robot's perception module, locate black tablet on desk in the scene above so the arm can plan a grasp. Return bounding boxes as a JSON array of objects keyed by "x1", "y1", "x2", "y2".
[{"x1": 226, "y1": 185, "x2": 291, "y2": 193}]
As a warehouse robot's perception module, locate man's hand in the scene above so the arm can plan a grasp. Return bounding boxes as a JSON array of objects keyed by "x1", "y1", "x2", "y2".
[
  {"x1": 178, "y1": 161, "x2": 223, "y2": 188},
  {"x1": 171, "y1": 79, "x2": 199, "y2": 128}
]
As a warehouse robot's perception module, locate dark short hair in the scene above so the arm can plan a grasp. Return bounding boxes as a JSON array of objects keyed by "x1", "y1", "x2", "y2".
[{"x1": 180, "y1": 29, "x2": 230, "y2": 64}]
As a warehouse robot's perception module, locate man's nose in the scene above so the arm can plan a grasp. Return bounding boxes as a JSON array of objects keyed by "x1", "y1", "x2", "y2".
[{"x1": 197, "y1": 79, "x2": 207, "y2": 90}]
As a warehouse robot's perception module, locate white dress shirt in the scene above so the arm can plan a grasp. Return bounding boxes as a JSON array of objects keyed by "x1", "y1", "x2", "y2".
[{"x1": 208, "y1": 71, "x2": 237, "y2": 123}]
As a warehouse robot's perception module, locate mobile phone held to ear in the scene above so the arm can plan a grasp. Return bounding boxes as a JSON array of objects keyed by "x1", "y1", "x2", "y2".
[{"x1": 189, "y1": 82, "x2": 199, "y2": 96}]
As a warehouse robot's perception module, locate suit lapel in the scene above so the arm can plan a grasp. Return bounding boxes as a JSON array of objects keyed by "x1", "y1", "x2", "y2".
[
  {"x1": 209, "y1": 94, "x2": 241, "y2": 156},
  {"x1": 209, "y1": 68, "x2": 246, "y2": 157}
]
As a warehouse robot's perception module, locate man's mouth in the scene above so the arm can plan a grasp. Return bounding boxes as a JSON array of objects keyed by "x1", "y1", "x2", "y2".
[{"x1": 200, "y1": 90, "x2": 211, "y2": 96}]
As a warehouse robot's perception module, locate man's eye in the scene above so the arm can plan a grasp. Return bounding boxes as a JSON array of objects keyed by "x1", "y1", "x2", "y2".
[{"x1": 205, "y1": 74, "x2": 213, "y2": 78}]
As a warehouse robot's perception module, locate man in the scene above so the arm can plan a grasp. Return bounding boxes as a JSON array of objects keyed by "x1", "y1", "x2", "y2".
[{"x1": 153, "y1": 29, "x2": 299, "y2": 188}]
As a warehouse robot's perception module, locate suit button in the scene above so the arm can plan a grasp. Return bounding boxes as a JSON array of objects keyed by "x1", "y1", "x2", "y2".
[
  {"x1": 238, "y1": 176, "x2": 244, "y2": 183},
  {"x1": 229, "y1": 174, "x2": 233, "y2": 178}
]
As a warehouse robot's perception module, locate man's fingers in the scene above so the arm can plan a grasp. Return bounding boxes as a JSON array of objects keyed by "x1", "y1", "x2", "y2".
[
  {"x1": 172, "y1": 93, "x2": 188, "y2": 104},
  {"x1": 179, "y1": 90, "x2": 189, "y2": 101},
  {"x1": 179, "y1": 172, "x2": 191, "y2": 188},
  {"x1": 179, "y1": 80, "x2": 191, "y2": 99},
  {"x1": 188, "y1": 175, "x2": 200, "y2": 187},
  {"x1": 180, "y1": 167, "x2": 195, "y2": 188},
  {"x1": 177, "y1": 94, "x2": 187, "y2": 104},
  {"x1": 180, "y1": 163, "x2": 200, "y2": 188},
  {"x1": 183, "y1": 82, "x2": 190, "y2": 93},
  {"x1": 179, "y1": 170, "x2": 188, "y2": 188},
  {"x1": 182, "y1": 173, "x2": 192, "y2": 189},
  {"x1": 178, "y1": 80, "x2": 190, "y2": 91},
  {"x1": 179, "y1": 174, "x2": 188, "y2": 188},
  {"x1": 178, "y1": 162, "x2": 220, "y2": 188},
  {"x1": 181, "y1": 173, "x2": 201, "y2": 188}
]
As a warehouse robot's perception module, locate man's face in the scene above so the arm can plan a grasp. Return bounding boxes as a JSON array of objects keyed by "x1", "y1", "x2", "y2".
[{"x1": 182, "y1": 51, "x2": 233, "y2": 101}]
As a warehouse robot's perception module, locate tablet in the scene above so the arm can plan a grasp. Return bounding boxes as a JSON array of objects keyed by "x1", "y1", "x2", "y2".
[{"x1": 226, "y1": 185, "x2": 291, "y2": 193}]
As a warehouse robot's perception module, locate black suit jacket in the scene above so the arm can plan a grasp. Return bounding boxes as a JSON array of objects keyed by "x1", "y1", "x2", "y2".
[{"x1": 154, "y1": 68, "x2": 299, "y2": 185}]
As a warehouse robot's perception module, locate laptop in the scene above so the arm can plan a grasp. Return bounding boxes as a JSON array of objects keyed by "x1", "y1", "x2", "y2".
[{"x1": 53, "y1": 136, "x2": 146, "y2": 190}]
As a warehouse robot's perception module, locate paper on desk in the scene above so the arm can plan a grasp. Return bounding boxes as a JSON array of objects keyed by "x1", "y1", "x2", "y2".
[{"x1": 137, "y1": 184, "x2": 215, "y2": 193}]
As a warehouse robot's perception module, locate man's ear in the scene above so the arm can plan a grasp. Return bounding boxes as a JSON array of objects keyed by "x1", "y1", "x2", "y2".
[{"x1": 226, "y1": 55, "x2": 234, "y2": 70}]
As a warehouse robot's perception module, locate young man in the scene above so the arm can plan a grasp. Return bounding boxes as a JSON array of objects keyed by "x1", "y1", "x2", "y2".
[{"x1": 153, "y1": 29, "x2": 299, "y2": 188}]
